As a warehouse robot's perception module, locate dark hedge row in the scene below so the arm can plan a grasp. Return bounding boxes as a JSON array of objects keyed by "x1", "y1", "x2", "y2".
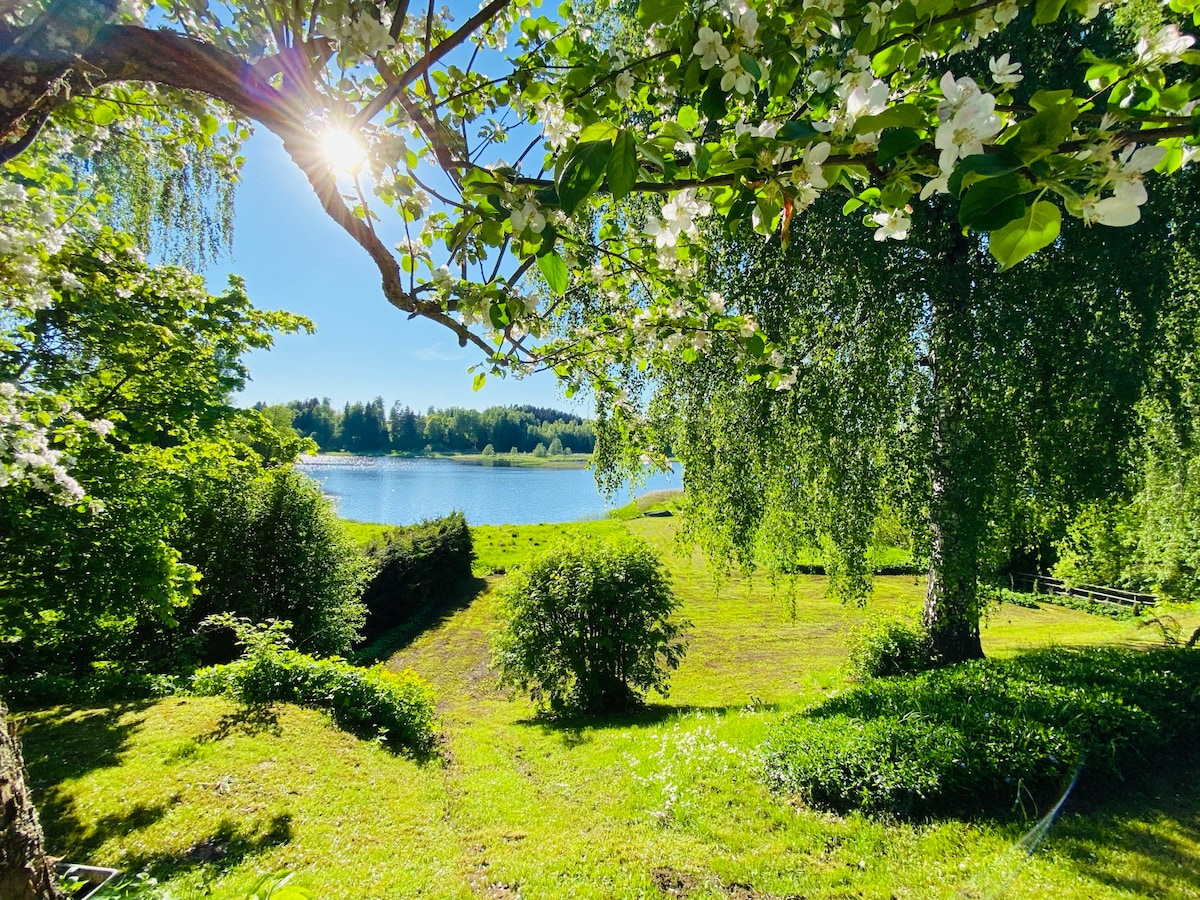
[{"x1": 359, "y1": 512, "x2": 475, "y2": 641}]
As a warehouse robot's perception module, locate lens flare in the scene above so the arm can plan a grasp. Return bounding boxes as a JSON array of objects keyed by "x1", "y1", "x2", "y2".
[{"x1": 321, "y1": 128, "x2": 366, "y2": 174}]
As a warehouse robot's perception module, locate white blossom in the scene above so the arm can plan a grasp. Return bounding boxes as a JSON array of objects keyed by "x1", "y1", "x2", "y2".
[
  {"x1": 934, "y1": 84, "x2": 1002, "y2": 173},
  {"x1": 510, "y1": 201, "x2": 546, "y2": 234},
  {"x1": 692, "y1": 27, "x2": 729, "y2": 70},
  {"x1": 720, "y1": 54, "x2": 756, "y2": 95},
  {"x1": 988, "y1": 54, "x2": 1023, "y2": 87},
  {"x1": 1136, "y1": 24, "x2": 1195, "y2": 67},
  {"x1": 615, "y1": 71, "x2": 635, "y2": 100},
  {"x1": 871, "y1": 208, "x2": 911, "y2": 241}
]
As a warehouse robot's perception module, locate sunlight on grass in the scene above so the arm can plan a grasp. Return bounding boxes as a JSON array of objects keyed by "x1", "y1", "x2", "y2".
[{"x1": 21, "y1": 517, "x2": 1199, "y2": 900}]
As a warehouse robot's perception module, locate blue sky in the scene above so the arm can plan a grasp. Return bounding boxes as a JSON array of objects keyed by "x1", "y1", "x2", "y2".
[{"x1": 210, "y1": 132, "x2": 577, "y2": 413}]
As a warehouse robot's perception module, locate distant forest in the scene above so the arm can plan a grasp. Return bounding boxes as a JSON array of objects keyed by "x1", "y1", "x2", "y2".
[{"x1": 257, "y1": 398, "x2": 597, "y2": 455}]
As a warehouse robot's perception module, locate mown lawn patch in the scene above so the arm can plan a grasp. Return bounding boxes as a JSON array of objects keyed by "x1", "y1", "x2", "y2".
[{"x1": 20, "y1": 517, "x2": 1200, "y2": 900}]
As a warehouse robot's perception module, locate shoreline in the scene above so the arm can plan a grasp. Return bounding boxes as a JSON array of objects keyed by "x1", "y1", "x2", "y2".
[{"x1": 298, "y1": 450, "x2": 592, "y2": 469}]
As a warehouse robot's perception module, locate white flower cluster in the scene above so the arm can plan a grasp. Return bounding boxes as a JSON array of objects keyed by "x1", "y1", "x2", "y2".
[
  {"x1": 625, "y1": 715, "x2": 749, "y2": 825},
  {"x1": 0, "y1": 383, "x2": 86, "y2": 504},
  {"x1": 1083, "y1": 143, "x2": 1166, "y2": 226},
  {"x1": 922, "y1": 71, "x2": 1004, "y2": 199},
  {"x1": 643, "y1": 189, "x2": 711, "y2": 253},
  {"x1": 1136, "y1": 23, "x2": 1195, "y2": 68},
  {"x1": 537, "y1": 99, "x2": 580, "y2": 151},
  {"x1": 815, "y1": 61, "x2": 889, "y2": 149},
  {"x1": 690, "y1": 0, "x2": 763, "y2": 95}
]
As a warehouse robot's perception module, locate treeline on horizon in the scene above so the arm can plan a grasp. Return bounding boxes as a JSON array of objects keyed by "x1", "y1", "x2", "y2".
[{"x1": 257, "y1": 398, "x2": 597, "y2": 455}]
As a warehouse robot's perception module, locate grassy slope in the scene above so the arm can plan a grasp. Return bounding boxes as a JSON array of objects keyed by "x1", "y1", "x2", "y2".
[{"x1": 21, "y1": 518, "x2": 1200, "y2": 900}]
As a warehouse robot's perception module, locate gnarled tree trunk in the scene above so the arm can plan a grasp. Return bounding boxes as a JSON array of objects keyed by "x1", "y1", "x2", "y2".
[{"x1": 0, "y1": 700, "x2": 61, "y2": 900}]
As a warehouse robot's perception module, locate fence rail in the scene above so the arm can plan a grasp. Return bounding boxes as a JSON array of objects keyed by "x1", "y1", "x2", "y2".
[{"x1": 1010, "y1": 573, "x2": 1157, "y2": 611}]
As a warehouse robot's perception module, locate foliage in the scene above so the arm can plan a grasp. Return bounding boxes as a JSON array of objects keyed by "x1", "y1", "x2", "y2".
[
  {"x1": 492, "y1": 535, "x2": 688, "y2": 713},
  {"x1": 7, "y1": 0, "x2": 1200, "y2": 408},
  {"x1": 595, "y1": 110, "x2": 1200, "y2": 662},
  {"x1": 0, "y1": 206, "x2": 309, "y2": 688},
  {"x1": 172, "y1": 465, "x2": 371, "y2": 661},
  {"x1": 191, "y1": 617, "x2": 436, "y2": 754},
  {"x1": 359, "y1": 512, "x2": 475, "y2": 639},
  {"x1": 846, "y1": 617, "x2": 934, "y2": 679},
  {"x1": 1055, "y1": 400, "x2": 1200, "y2": 601},
  {"x1": 287, "y1": 399, "x2": 597, "y2": 455},
  {"x1": 762, "y1": 646, "x2": 1200, "y2": 818}
]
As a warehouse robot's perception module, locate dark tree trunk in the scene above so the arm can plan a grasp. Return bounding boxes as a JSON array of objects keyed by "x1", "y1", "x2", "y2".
[
  {"x1": 921, "y1": 217, "x2": 987, "y2": 665},
  {"x1": 0, "y1": 700, "x2": 62, "y2": 900}
]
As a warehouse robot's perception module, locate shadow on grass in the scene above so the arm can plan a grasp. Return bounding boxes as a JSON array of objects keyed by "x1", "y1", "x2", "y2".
[
  {"x1": 353, "y1": 575, "x2": 490, "y2": 665},
  {"x1": 515, "y1": 701, "x2": 780, "y2": 747},
  {"x1": 121, "y1": 813, "x2": 294, "y2": 880},
  {"x1": 198, "y1": 703, "x2": 281, "y2": 743},
  {"x1": 1048, "y1": 749, "x2": 1200, "y2": 897},
  {"x1": 22, "y1": 702, "x2": 152, "y2": 792}
]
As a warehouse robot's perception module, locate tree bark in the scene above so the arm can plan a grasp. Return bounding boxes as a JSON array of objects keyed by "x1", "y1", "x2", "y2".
[
  {"x1": 0, "y1": 700, "x2": 62, "y2": 900},
  {"x1": 921, "y1": 217, "x2": 986, "y2": 665}
]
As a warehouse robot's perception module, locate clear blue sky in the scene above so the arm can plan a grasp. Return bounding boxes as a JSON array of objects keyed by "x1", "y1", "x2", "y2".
[{"x1": 208, "y1": 131, "x2": 579, "y2": 413}]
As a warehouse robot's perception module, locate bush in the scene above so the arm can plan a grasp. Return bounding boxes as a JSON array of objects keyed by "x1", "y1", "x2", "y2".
[
  {"x1": 359, "y1": 512, "x2": 474, "y2": 639},
  {"x1": 492, "y1": 535, "x2": 688, "y2": 714},
  {"x1": 170, "y1": 466, "x2": 370, "y2": 663},
  {"x1": 191, "y1": 618, "x2": 436, "y2": 754},
  {"x1": 846, "y1": 616, "x2": 934, "y2": 679},
  {"x1": 761, "y1": 647, "x2": 1200, "y2": 818}
]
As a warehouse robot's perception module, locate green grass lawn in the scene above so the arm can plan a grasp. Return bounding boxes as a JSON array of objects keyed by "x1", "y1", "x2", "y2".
[{"x1": 20, "y1": 517, "x2": 1200, "y2": 900}]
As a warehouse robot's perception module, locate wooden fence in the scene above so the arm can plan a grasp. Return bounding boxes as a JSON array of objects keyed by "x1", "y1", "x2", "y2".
[{"x1": 1010, "y1": 573, "x2": 1157, "y2": 611}]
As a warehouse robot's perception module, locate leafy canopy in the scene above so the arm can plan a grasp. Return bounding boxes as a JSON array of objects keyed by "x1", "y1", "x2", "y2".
[{"x1": 2, "y1": 0, "x2": 1200, "y2": 397}]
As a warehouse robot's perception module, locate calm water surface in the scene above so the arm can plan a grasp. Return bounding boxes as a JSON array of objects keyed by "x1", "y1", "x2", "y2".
[{"x1": 297, "y1": 456, "x2": 681, "y2": 526}]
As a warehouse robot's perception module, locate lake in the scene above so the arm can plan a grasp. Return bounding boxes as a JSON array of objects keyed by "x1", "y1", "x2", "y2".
[{"x1": 296, "y1": 456, "x2": 682, "y2": 526}]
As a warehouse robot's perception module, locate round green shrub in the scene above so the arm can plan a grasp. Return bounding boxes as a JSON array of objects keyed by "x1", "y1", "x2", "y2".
[
  {"x1": 174, "y1": 465, "x2": 371, "y2": 661},
  {"x1": 492, "y1": 535, "x2": 688, "y2": 714},
  {"x1": 761, "y1": 713, "x2": 963, "y2": 816},
  {"x1": 847, "y1": 616, "x2": 933, "y2": 679}
]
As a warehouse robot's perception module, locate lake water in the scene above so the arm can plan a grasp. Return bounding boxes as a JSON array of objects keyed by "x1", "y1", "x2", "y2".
[{"x1": 296, "y1": 456, "x2": 682, "y2": 526}]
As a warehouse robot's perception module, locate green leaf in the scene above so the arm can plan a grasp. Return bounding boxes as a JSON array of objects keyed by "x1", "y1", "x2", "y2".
[
  {"x1": 958, "y1": 174, "x2": 1027, "y2": 231},
  {"x1": 92, "y1": 104, "x2": 118, "y2": 126},
  {"x1": 579, "y1": 121, "x2": 618, "y2": 143},
  {"x1": 677, "y1": 105, "x2": 700, "y2": 131},
  {"x1": 1016, "y1": 92, "x2": 1078, "y2": 155},
  {"x1": 779, "y1": 120, "x2": 821, "y2": 142},
  {"x1": 473, "y1": 371, "x2": 487, "y2": 391},
  {"x1": 871, "y1": 43, "x2": 906, "y2": 77},
  {"x1": 638, "y1": 0, "x2": 675, "y2": 23},
  {"x1": 853, "y1": 105, "x2": 925, "y2": 135},
  {"x1": 556, "y1": 141, "x2": 612, "y2": 214},
  {"x1": 537, "y1": 251, "x2": 569, "y2": 296},
  {"x1": 739, "y1": 52, "x2": 762, "y2": 80},
  {"x1": 947, "y1": 151, "x2": 1023, "y2": 197},
  {"x1": 989, "y1": 200, "x2": 1062, "y2": 270},
  {"x1": 608, "y1": 129, "x2": 638, "y2": 200},
  {"x1": 771, "y1": 51, "x2": 801, "y2": 97},
  {"x1": 745, "y1": 333, "x2": 766, "y2": 357},
  {"x1": 1034, "y1": 0, "x2": 1068, "y2": 23},
  {"x1": 876, "y1": 128, "x2": 923, "y2": 166},
  {"x1": 701, "y1": 80, "x2": 728, "y2": 122}
]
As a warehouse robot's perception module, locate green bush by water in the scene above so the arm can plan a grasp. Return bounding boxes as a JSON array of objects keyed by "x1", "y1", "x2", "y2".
[
  {"x1": 359, "y1": 512, "x2": 474, "y2": 639},
  {"x1": 762, "y1": 646, "x2": 1200, "y2": 818},
  {"x1": 492, "y1": 534, "x2": 688, "y2": 714}
]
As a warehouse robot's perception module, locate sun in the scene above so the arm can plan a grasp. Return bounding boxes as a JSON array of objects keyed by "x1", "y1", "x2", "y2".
[{"x1": 321, "y1": 128, "x2": 366, "y2": 174}]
